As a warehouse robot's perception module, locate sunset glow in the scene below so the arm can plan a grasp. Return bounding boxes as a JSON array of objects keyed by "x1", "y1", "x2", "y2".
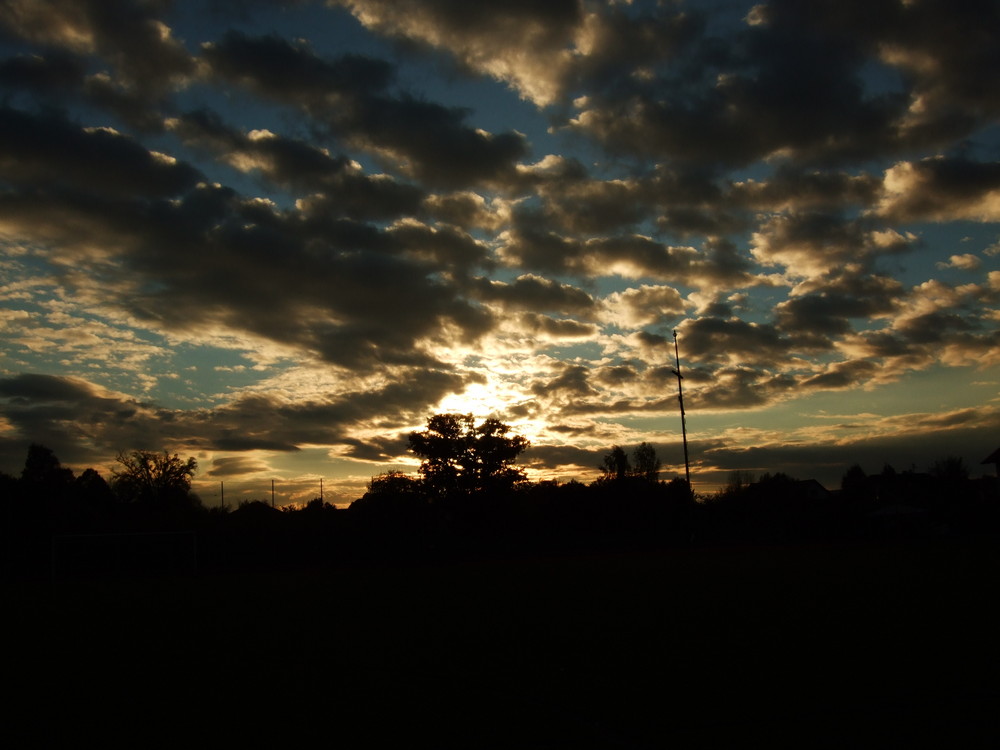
[{"x1": 1, "y1": 1, "x2": 999, "y2": 504}]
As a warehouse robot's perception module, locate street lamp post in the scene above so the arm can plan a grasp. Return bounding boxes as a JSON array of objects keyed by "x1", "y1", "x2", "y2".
[{"x1": 672, "y1": 330, "x2": 691, "y2": 492}]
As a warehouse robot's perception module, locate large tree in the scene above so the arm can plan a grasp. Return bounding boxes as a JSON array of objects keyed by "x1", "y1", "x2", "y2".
[
  {"x1": 111, "y1": 450, "x2": 198, "y2": 506},
  {"x1": 631, "y1": 442, "x2": 662, "y2": 482},
  {"x1": 21, "y1": 443, "x2": 74, "y2": 491},
  {"x1": 408, "y1": 413, "x2": 529, "y2": 498},
  {"x1": 600, "y1": 445, "x2": 630, "y2": 482},
  {"x1": 598, "y1": 442, "x2": 662, "y2": 484}
]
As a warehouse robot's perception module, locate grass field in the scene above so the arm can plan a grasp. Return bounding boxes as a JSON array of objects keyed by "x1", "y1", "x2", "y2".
[{"x1": 6, "y1": 537, "x2": 999, "y2": 747}]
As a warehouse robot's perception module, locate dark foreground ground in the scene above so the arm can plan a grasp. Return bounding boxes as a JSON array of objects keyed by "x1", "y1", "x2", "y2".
[{"x1": 6, "y1": 537, "x2": 1000, "y2": 748}]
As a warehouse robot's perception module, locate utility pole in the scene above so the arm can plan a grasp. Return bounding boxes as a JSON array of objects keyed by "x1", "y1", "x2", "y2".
[{"x1": 672, "y1": 330, "x2": 692, "y2": 492}]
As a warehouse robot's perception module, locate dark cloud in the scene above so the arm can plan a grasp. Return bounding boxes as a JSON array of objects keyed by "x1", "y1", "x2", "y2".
[
  {"x1": 206, "y1": 455, "x2": 273, "y2": 478},
  {"x1": 502, "y1": 213, "x2": 757, "y2": 290},
  {"x1": 0, "y1": 50, "x2": 86, "y2": 93},
  {"x1": 563, "y1": 0, "x2": 999, "y2": 167},
  {"x1": 517, "y1": 313, "x2": 597, "y2": 340},
  {"x1": 562, "y1": 3, "x2": 884, "y2": 167},
  {"x1": 521, "y1": 443, "x2": 603, "y2": 475},
  {"x1": 297, "y1": 181, "x2": 424, "y2": 224},
  {"x1": 730, "y1": 167, "x2": 881, "y2": 212},
  {"x1": 201, "y1": 30, "x2": 394, "y2": 99},
  {"x1": 775, "y1": 273, "x2": 904, "y2": 336},
  {"x1": 0, "y1": 143, "x2": 495, "y2": 373},
  {"x1": 679, "y1": 317, "x2": 792, "y2": 367},
  {"x1": 530, "y1": 364, "x2": 597, "y2": 399},
  {"x1": 0, "y1": 0, "x2": 195, "y2": 92},
  {"x1": 330, "y1": 0, "x2": 582, "y2": 105},
  {"x1": 0, "y1": 1, "x2": 997, "y2": 492},
  {"x1": 422, "y1": 191, "x2": 503, "y2": 231},
  {"x1": 0, "y1": 366, "x2": 474, "y2": 474},
  {"x1": 353, "y1": 0, "x2": 582, "y2": 33},
  {"x1": 498, "y1": 214, "x2": 583, "y2": 274},
  {"x1": 201, "y1": 30, "x2": 528, "y2": 188},
  {"x1": 386, "y1": 220, "x2": 490, "y2": 278},
  {"x1": 0, "y1": 106, "x2": 201, "y2": 196},
  {"x1": 594, "y1": 365, "x2": 639, "y2": 387},
  {"x1": 169, "y1": 108, "x2": 354, "y2": 182},
  {"x1": 896, "y1": 310, "x2": 977, "y2": 344},
  {"x1": 700, "y1": 406, "x2": 1000, "y2": 489},
  {"x1": 876, "y1": 157, "x2": 1000, "y2": 222},
  {"x1": 0, "y1": 373, "x2": 157, "y2": 468},
  {"x1": 688, "y1": 366, "x2": 797, "y2": 411},
  {"x1": 337, "y1": 435, "x2": 402, "y2": 463},
  {"x1": 0, "y1": 373, "x2": 101, "y2": 403},
  {"x1": 471, "y1": 275, "x2": 595, "y2": 315},
  {"x1": 751, "y1": 211, "x2": 915, "y2": 278},
  {"x1": 536, "y1": 175, "x2": 649, "y2": 235},
  {"x1": 800, "y1": 360, "x2": 881, "y2": 391},
  {"x1": 876, "y1": 0, "x2": 1000, "y2": 148}
]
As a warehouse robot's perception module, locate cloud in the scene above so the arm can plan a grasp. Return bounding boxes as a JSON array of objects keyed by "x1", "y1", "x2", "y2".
[
  {"x1": 534, "y1": 174, "x2": 650, "y2": 235},
  {"x1": 1, "y1": 1, "x2": 999, "y2": 492},
  {"x1": 936, "y1": 253, "x2": 982, "y2": 271},
  {"x1": 0, "y1": 50, "x2": 87, "y2": 94},
  {"x1": 0, "y1": 365, "x2": 476, "y2": 475},
  {"x1": 775, "y1": 272, "x2": 903, "y2": 337},
  {"x1": 470, "y1": 275, "x2": 595, "y2": 315},
  {"x1": 205, "y1": 455, "x2": 274, "y2": 478},
  {"x1": 679, "y1": 317, "x2": 792, "y2": 368},
  {"x1": 700, "y1": 405, "x2": 1000, "y2": 488},
  {"x1": 0, "y1": 372, "x2": 102, "y2": 403},
  {"x1": 330, "y1": 0, "x2": 583, "y2": 106},
  {"x1": 877, "y1": 0, "x2": 1000, "y2": 146},
  {"x1": 799, "y1": 360, "x2": 880, "y2": 391},
  {"x1": 0, "y1": 0, "x2": 195, "y2": 92},
  {"x1": 892, "y1": 279, "x2": 996, "y2": 343},
  {"x1": 500, "y1": 217, "x2": 757, "y2": 291},
  {"x1": 0, "y1": 373, "x2": 164, "y2": 469},
  {"x1": 751, "y1": 212, "x2": 916, "y2": 279},
  {"x1": 516, "y1": 313, "x2": 598, "y2": 341},
  {"x1": 422, "y1": 191, "x2": 511, "y2": 233},
  {"x1": 201, "y1": 30, "x2": 529, "y2": 188},
  {"x1": 875, "y1": 157, "x2": 1000, "y2": 222},
  {"x1": 563, "y1": 0, "x2": 1000, "y2": 167},
  {"x1": 730, "y1": 168, "x2": 881, "y2": 213},
  {"x1": 562, "y1": 2, "x2": 904, "y2": 167},
  {"x1": 600, "y1": 285, "x2": 686, "y2": 329},
  {"x1": 0, "y1": 106, "x2": 202, "y2": 197},
  {"x1": 688, "y1": 366, "x2": 797, "y2": 412},
  {"x1": 0, "y1": 130, "x2": 497, "y2": 375}
]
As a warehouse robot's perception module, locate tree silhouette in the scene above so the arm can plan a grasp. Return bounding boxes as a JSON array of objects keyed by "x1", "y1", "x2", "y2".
[
  {"x1": 930, "y1": 455, "x2": 969, "y2": 483},
  {"x1": 840, "y1": 464, "x2": 867, "y2": 494},
  {"x1": 352, "y1": 471, "x2": 427, "y2": 519},
  {"x1": 111, "y1": 449, "x2": 198, "y2": 507},
  {"x1": 21, "y1": 443, "x2": 74, "y2": 493},
  {"x1": 631, "y1": 442, "x2": 661, "y2": 482},
  {"x1": 408, "y1": 413, "x2": 529, "y2": 498},
  {"x1": 599, "y1": 443, "x2": 662, "y2": 483},
  {"x1": 599, "y1": 445, "x2": 630, "y2": 482}
]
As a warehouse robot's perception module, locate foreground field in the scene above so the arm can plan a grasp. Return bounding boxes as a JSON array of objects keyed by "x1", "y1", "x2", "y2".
[{"x1": 6, "y1": 537, "x2": 999, "y2": 747}]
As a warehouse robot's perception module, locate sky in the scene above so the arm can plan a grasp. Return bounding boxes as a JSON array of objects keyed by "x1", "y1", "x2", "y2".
[{"x1": 1, "y1": 0, "x2": 999, "y2": 506}]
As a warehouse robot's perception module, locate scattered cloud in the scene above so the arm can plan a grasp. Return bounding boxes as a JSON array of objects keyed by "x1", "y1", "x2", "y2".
[{"x1": 1, "y1": 0, "x2": 998, "y2": 495}]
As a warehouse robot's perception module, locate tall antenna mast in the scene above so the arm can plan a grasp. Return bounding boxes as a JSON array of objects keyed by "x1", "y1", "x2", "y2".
[{"x1": 672, "y1": 330, "x2": 691, "y2": 491}]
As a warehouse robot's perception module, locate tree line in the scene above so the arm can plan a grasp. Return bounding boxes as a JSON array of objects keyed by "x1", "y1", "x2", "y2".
[{"x1": 2, "y1": 413, "x2": 998, "y2": 577}]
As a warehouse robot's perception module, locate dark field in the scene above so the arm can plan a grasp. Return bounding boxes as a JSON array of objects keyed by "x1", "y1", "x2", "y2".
[{"x1": 7, "y1": 538, "x2": 1000, "y2": 748}]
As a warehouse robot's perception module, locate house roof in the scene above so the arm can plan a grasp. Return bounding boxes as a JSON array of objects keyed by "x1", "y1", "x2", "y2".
[{"x1": 982, "y1": 447, "x2": 1000, "y2": 464}]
